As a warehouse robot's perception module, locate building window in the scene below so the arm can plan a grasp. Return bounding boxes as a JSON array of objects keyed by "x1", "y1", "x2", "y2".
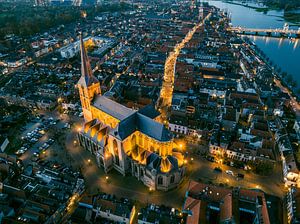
[
  {"x1": 113, "y1": 139, "x2": 120, "y2": 166},
  {"x1": 170, "y1": 175, "x2": 175, "y2": 184},
  {"x1": 158, "y1": 176, "x2": 163, "y2": 185},
  {"x1": 131, "y1": 134, "x2": 136, "y2": 147}
]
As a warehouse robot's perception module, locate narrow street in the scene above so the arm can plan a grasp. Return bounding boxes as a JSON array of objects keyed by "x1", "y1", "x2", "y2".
[
  {"x1": 157, "y1": 13, "x2": 212, "y2": 122},
  {"x1": 274, "y1": 78, "x2": 300, "y2": 118}
]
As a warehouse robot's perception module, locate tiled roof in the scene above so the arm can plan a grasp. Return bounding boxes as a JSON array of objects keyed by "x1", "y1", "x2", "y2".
[
  {"x1": 116, "y1": 112, "x2": 172, "y2": 142},
  {"x1": 184, "y1": 196, "x2": 201, "y2": 224},
  {"x1": 138, "y1": 104, "x2": 160, "y2": 119},
  {"x1": 93, "y1": 96, "x2": 136, "y2": 121}
]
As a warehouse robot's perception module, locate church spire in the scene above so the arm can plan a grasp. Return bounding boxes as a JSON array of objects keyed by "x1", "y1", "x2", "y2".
[
  {"x1": 77, "y1": 33, "x2": 101, "y2": 122},
  {"x1": 78, "y1": 33, "x2": 99, "y2": 87},
  {"x1": 80, "y1": 33, "x2": 93, "y2": 79}
]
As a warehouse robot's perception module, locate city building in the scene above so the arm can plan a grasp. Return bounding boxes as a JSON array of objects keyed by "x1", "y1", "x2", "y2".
[
  {"x1": 286, "y1": 187, "x2": 300, "y2": 224},
  {"x1": 77, "y1": 35, "x2": 185, "y2": 191},
  {"x1": 59, "y1": 36, "x2": 113, "y2": 59},
  {"x1": 138, "y1": 203, "x2": 184, "y2": 224},
  {"x1": 183, "y1": 181, "x2": 271, "y2": 224}
]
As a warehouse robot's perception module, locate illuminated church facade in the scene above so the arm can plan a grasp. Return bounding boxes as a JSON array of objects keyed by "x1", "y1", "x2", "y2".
[{"x1": 77, "y1": 35, "x2": 185, "y2": 191}]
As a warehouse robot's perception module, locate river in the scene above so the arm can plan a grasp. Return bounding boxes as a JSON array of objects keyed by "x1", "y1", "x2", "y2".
[{"x1": 206, "y1": 0, "x2": 300, "y2": 89}]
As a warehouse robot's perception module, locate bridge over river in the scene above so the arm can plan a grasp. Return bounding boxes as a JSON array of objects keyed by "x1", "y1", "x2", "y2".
[{"x1": 228, "y1": 24, "x2": 300, "y2": 38}]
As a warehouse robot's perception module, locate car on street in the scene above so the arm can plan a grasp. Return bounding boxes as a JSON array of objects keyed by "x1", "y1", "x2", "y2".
[
  {"x1": 47, "y1": 139, "x2": 55, "y2": 144},
  {"x1": 15, "y1": 149, "x2": 25, "y2": 155},
  {"x1": 226, "y1": 170, "x2": 234, "y2": 176},
  {"x1": 237, "y1": 173, "x2": 244, "y2": 179},
  {"x1": 33, "y1": 152, "x2": 40, "y2": 157},
  {"x1": 206, "y1": 156, "x2": 215, "y2": 162}
]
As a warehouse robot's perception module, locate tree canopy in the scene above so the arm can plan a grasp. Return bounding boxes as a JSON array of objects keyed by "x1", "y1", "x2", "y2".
[{"x1": 0, "y1": 2, "x2": 130, "y2": 39}]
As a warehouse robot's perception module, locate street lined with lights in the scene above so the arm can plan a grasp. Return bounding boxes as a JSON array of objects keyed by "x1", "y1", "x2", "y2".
[{"x1": 157, "y1": 13, "x2": 212, "y2": 123}]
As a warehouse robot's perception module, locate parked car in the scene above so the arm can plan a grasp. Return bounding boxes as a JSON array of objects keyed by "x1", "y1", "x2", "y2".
[
  {"x1": 206, "y1": 156, "x2": 215, "y2": 162},
  {"x1": 237, "y1": 173, "x2": 244, "y2": 179},
  {"x1": 15, "y1": 149, "x2": 25, "y2": 155},
  {"x1": 226, "y1": 170, "x2": 234, "y2": 176},
  {"x1": 33, "y1": 152, "x2": 40, "y2": 157}
]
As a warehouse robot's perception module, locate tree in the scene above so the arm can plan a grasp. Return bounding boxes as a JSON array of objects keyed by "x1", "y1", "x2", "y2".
[{"x1": 254, "y1": 161, "x2": 274, "y2": 176}]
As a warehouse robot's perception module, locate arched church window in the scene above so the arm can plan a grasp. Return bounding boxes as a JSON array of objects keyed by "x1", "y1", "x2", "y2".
[
  {"x1": 113, "y1": 139, "x2": 119, "y2": 166},
  {"x1": 170, "y1": 175, "x2": 175, "y2": 184},
  {"x1": 150, "y1": 146, "x2": 154, "y2": 152},
  {"x1": 158, "y1": 176, "x2": 163, "y2": 185},
  {"x1": 131, "y1": 134, "x2": 136, "y2": 147}
]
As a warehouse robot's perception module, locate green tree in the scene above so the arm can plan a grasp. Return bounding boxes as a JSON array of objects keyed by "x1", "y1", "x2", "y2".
[{"x1": 254, "y1": 161, "x2": 274, "y2": 176}]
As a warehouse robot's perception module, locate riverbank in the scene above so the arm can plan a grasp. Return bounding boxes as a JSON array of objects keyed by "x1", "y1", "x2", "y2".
[
  {"x1": 242, "y1": 36, "x2": 300, "y2": 100},
  {"x1": 283, "y1": 11, "x2": 300, "y2": 25},
  {"x1": 222, "y1": 0, "x2": 268, "y2": 11},
  {"x1": 219, "y1": 0, "x2": 300, "y2": 25},
  {"x1": 208, "y1": 0, "x2": 300, "y2": 97}
]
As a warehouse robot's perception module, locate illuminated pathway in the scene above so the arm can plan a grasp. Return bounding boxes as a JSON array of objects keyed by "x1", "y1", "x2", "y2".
[{"x1": 157, "y1": 12, "x2": 211, "y2": 123}]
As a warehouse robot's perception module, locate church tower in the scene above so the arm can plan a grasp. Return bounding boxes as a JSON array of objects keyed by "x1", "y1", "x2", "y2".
[{"x1": 77, "y1": 34, "x2": 101, "y2": 121}]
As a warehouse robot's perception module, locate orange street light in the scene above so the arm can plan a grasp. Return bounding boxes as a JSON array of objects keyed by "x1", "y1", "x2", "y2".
[{"x1": 57, "y1": 97, "x2": 63, "y2": 103}]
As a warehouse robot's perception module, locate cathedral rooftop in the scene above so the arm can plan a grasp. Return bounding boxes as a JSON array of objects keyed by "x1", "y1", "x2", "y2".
[
  {"x1": 93, "y1": 96, "x2": 136, "y2": 121},
  {"x1": 115, "y1": 112, "x2": 172, "y2": 142}
]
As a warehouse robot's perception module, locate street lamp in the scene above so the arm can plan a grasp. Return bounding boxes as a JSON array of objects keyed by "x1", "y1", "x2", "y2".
[{"x1": 57, "y1": 97, "x2": 63, "y2": 103}]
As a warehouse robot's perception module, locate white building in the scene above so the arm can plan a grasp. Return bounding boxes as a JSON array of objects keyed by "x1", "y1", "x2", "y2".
[
  {"x1": 94, "y1": 198, "x2": 135, "y2": 224},
  {"x1": 168, "y1": 123, "x2": 188, "y2": 135},
  {"x1": 59, "y1": 36, "x2": 113, "y2": 59}
]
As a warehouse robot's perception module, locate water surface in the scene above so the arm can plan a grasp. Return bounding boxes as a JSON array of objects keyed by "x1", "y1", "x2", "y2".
[{"x1": 206, "y1": 0, "x2": 300, "y2": 87}]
